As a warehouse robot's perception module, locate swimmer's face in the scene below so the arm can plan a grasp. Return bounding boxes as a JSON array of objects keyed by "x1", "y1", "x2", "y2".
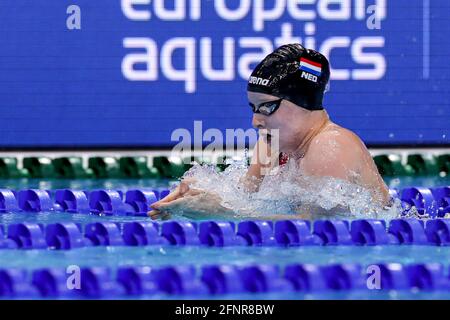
[{"x1": 248, "y1": 91, "x2": 312, "y2": 153}]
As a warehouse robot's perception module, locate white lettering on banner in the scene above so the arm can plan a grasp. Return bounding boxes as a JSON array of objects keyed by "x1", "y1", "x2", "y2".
[
  {"x1": 351, "y1": 37, "x2": 385, "y2": 80},
  {"x1": 121, "y1": 0, "x2": 201, "y2": 20},
  {"x1": 121, "y1": 0, "x2": 151, "y2": 20},
  {"x1": 120, "y1": 1, "x2": 388, "y2": 92},
  {"x1": 238, "y1": 38, "x2": 273, "y2": 80},
  {"x1": 253, "y1": 0, "x2": 286, "y2": 32},
  {"x1": 215, "y1": 0, "x2": 252, "y2": 21},
  {"x1": 122, "y1": 38, "x2": 158, "y2": 81},
  {"x1": 122, "y1": 34, "x2": 387, "y2": 91},
  {"x1": 154, "y1": 0, "x2": 185, "y2": 20},
  {"x1": 121, "y1": 0, "x2": 387, "y2": 26},
  {"x1": 320, "y1": 37, "x2": 352, "y2": 80},
  {"x1": 288, "y1": 0, "x2": 317, "y2": 20},
  {"x1": 190, "y1": 0, "x2": 201, "y2": 20},
  {"x1": 304, "y1": 22, "x2": 317, "y2": 50},
  {"x1": 274, "y1": 23, "x2": 302, "y2": 49},
  {"x1": 318, "y1": 0, "x2": 351, "y2": 20},
  {"x1": 201, "y1": 37, "x2": 235, "y2": 81},
  {"x1": 160, "y1": 38, "x2": 196, "y2": 93}
]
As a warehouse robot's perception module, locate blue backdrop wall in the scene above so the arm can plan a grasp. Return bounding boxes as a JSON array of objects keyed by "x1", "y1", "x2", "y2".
[{"x1": 0, "y1": 0, "x2": 448, "y2": 148}]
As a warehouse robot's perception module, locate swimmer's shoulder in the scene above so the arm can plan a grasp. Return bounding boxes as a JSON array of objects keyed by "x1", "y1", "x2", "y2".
[
  {"x1": 300, "y1": 123, "x2": 360, "y2": 179},
  {"x1": 310, "y1": 122, "x2": 365, "y2": 154}
]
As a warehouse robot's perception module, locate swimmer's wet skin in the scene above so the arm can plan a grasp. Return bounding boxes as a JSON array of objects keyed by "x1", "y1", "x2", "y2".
[{"x1": 149, "y1": 43, "x2": 391, "y2": 221}]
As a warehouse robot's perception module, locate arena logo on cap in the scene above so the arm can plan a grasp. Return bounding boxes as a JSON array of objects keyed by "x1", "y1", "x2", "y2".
[
  {"x1": 249, "y1": 76, "x2": 270, "y2": 86},
  {"x1": 299, "y1": 57, "x2": 322, "y2": 83}
]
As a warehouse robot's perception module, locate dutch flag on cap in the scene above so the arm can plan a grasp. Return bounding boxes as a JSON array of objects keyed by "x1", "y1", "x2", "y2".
[{"x1": 299, "y1": 57, "x2": 322, "y2": 76}]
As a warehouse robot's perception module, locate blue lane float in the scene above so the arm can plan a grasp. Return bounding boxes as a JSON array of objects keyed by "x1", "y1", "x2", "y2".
[
  {"x1": 406, "y1": 264, "x2": 449, "y2": 290},
  {"x1": 0, "y1": 187, "x2": 448, "y2": 216},
  {"x1": 321, "y1": 264, "x2": 366, "y2": 290},
  {"x1": 284, "y1": 264, "x2": 328, "y2": 291},
  {"x1": 1, "y1": 218, "x2": 450, "y2": 250},
  {"x1": 388, "y1": 219, "x2": 428, "y2": 245},
  {"x1": 201, "y1": 265, "x2": 245, "y2": 294},
  {"x1": 376, "y1": 263, "x2": 410, "y2": 290},
  {"x1": 401, "y1": 187, "x2": 436, "y2": 217},
  {"x1": 153, "y1": 266, "x2": 208, "y2": 295},
  {"x1": 54, "y1": 189, "x2": 90, "y2": 214},
  {"x1": 32, "y1": 268, "x2": 76, "y2": 298},
  {"x1": 84, "y1": 222, "x2": 123, "y2": 246},
  {"x1": 7, "y1": 223, "x2": 47, "y2": 250},
  {"x1": 88, "y1": 190, "x2": 126, "y2": 216},
  {"x1": 122, "y1": 221, "x2": 163, "y2": 246},
  {"x1": 124, "y1": 190, "x2": 158, "y2": 216},
  {"x1": 45, "y1": 223, "x2": 85, "y2": 250},
  {"x1": 79, "y1": 267, "x2": 125, "y2": 298},
  {"x1": 0, "y1": 269, "x2": 36, "y2": 298},
  {"x1": 274, "y1": 220, "x2": 320, "y2": 246},
  {"x1": 0, "y1": 189, "x2": 19, "y2": 213},
  {"x1": 17, "y1": 190, "x2": 53, "y2": 212},
  {"x1": 198, "y1": 221, "x2": 246, "y2": 247},
  {"x1": 1, "y1": 262, "x2": 449, "y2": 298},
  {"x1": 425, "y1": 219, "x2": 450, "y2": 245},
  {"x1": 313, "y1": 220, "x2": 352, "y2": 245},
  {"x1": 117, "y1": 266, "x2": 158, "y2": 296},
  {"x1": 237, "y1": 221, "x2": 277, "y2": 246},
  {"x1": 431, "y1": 187, "x2": 450, "y2": 217},
  {"x1": 161, "y1": 221, "x2": 200, "y2": 246},
  {"x1": 238, "y1": 265, "x2": 293, "y2": 293},
  {"x1": 350, "y1": 219, "x2": 397, "y2": 245}
]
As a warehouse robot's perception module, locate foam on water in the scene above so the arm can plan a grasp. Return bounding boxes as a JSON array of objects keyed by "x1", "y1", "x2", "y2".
[{"x1": 179, "y1": 157, "x2": 403, "y2": 220}]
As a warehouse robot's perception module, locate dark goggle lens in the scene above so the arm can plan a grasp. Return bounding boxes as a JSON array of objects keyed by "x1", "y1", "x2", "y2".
[{"x1": 249, "y1": 99, "x2": 282, "y2": 115}]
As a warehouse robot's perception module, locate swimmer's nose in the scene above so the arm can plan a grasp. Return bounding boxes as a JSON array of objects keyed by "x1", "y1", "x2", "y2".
[{"x1": 252, "y1": 114, "x2": 265, "y2": 129}]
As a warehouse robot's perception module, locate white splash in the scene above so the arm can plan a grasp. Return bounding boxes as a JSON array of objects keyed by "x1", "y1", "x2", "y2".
[{"x1": 180, "y1": 157, "x2": 403, "y2": 220}]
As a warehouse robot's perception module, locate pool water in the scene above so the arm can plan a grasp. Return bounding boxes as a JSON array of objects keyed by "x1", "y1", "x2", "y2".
[{"x1": 0, "y1": 176, "x2": 449, "y2": 300}]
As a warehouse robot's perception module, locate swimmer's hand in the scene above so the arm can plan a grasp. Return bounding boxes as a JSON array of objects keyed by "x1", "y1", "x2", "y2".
[
  {"x1": 148, "y1": 178, "x2": 195, "y2": 220},
  {"x1": 148, "y1": 178, "x2": 232, "y2": 220}
]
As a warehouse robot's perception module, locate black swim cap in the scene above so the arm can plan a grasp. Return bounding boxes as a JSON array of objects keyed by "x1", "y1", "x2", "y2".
[{"x1": 247, "y1": 43, "x2": 330, "y2": 111}]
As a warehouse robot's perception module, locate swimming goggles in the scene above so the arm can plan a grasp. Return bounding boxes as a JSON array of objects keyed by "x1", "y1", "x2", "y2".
[{"x1": 249, "y1": 98, "x2": 283, "y2": 116}]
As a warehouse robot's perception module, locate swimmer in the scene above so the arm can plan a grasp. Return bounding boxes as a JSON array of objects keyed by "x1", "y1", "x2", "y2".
[{"x1": 149, "y1": 43, "x2": 391, "y2": 220}]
